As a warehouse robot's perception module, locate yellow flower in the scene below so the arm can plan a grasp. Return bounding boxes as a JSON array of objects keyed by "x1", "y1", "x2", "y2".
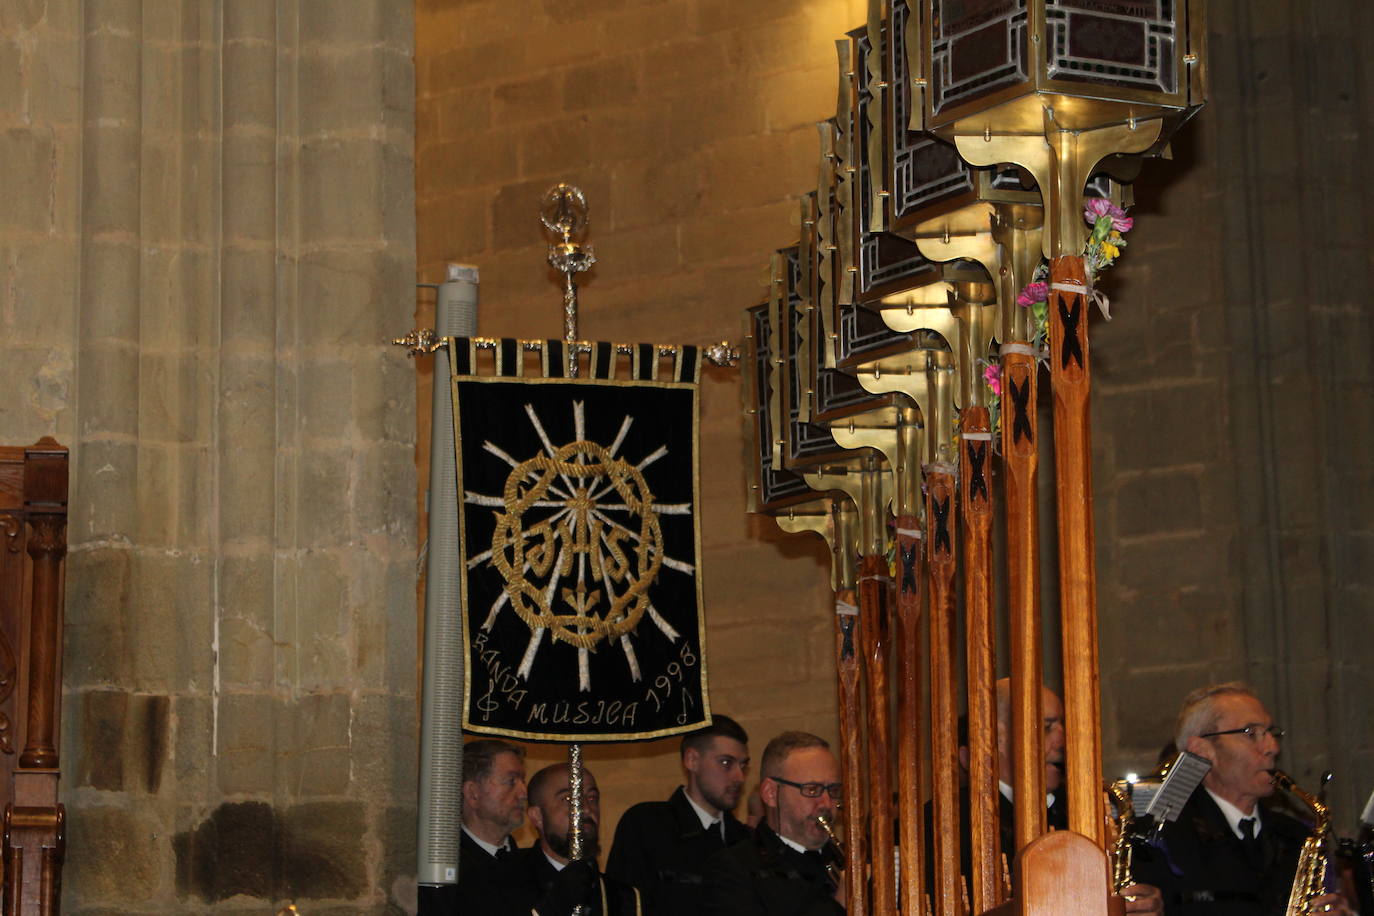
[{"x1": 1101, "y1": 240, "x2": 1120, "y2": 260}]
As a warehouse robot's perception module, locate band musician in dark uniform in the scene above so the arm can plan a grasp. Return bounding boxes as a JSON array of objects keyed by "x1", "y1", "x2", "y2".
[
  {"x1": 465, "y1": 761, "x2": 641, "y2": 916},
  {"x1": 702, "y1": 731, "x2": 845, "y2": 915},
  {"x1": 1133, "y1": 683, "x2": 1352, "y2": 916},
  {"x1": 419, "y1": 738, "x2": 527, "y2": 915},
  {"x1": 607, "y1": 714, "x2": 753, "y2": 915}
]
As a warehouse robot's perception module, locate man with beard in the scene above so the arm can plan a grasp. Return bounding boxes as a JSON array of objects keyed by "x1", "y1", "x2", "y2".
[
  {"x1": 420, "y1": 739, "x2": 528, "y2": 915},
  {"x1": 702, "y1": 731, "x2": 845, "y2": 915},
  {"x1": 607, "y1": 715, "x2": 752, "y2": 915},
  {"x1": 467, "y1": 760, "x2": 641, "y2": 916},
  {"x1": 1132, "y1": 683, "x2": 1351, "y2": 916}
]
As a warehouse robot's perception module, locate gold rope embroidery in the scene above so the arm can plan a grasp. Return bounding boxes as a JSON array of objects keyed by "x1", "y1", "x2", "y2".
[{"x1": 489, "y1": 440, "x2": 665, "y2": 650}]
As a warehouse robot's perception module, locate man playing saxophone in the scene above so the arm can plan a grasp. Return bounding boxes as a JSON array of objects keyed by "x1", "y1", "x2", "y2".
[
  {"x1": 1133, "y1": 683, "x2": 1353, "y2": 916},
  {"x1": 702, "y1": 731, "x2": 845, "y2": 915}
]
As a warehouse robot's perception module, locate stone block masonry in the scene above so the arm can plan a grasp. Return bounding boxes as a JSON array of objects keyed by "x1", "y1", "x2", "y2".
[
  {"x1": 417, "y1": 0, "x2": 1374, "y2": 846},
  {"x1": 3, "y1": 1, "x2": 1371, "y2": 912},
  {"x1": 5, "y1": 1, "x2": 418, "y2": 911}
]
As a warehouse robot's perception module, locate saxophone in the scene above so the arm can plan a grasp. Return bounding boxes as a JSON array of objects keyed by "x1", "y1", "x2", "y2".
[
  {"x1": 1272, "y1": 769, "x2": 1333, "y2": 916},
  {"x1": 815, "y1": 813, "x2": 846, "y2": 886},
  {"x1": 1107, "y1": 777, "x2": 1137, "y2": 894}
]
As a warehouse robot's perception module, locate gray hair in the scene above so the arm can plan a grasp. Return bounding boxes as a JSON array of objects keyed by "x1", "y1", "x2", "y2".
[
  {"x1": 1174, "y1": 681, "x2": 1257, "y2": 749},
  {"x1": 463, "y1": 738, "x2": 525, "y2": 785}
]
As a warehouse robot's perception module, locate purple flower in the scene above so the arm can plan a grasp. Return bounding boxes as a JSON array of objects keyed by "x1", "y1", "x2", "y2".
[
  {"x1": 1083, "y1": 197, "x2": 1133, "y2": 233},
  {"x1": 983, "y1": 364, "x2": 1002, "y2": 397},
  {"x1": 1016, "y1": 281, "x2": 1049, "y2": 307}
]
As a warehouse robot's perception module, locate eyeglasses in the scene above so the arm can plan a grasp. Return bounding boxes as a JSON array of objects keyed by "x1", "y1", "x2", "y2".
[
  {"x1": 1199, "y1": 724, "x2": 1285, "y2": 742},
  {"x1": 772, "y1": 777, "x2": 843, "y2": 799}
]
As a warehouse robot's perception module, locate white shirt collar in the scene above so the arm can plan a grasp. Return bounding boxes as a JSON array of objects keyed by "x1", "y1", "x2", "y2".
[
  {"x1": 683, "y1": 787, "x2": 723, "y2": 837},
  {"x1": 1206, "y1": 787, "x2": 1262, "y2": 839},
  {"x1": 462, "y1": 825, "x2": 510, "y2": 858},
  {"x1": 777, "y1": 831, "x2": 811, "y2": 855},
  {"x1": 544, "y1": 850, "x2": 568, "y2": 872},
  {"x1": 998, "y1": 780, "x2": 1056, "y2": 810}
]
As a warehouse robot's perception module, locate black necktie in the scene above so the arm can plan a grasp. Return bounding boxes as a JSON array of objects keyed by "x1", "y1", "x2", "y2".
[
  {"x1": 495, "y1": 844, "x2": 513, "y2": 861},
  {"x1": 1238, "y1": 817, "x2": 1263, "y2": 868}
]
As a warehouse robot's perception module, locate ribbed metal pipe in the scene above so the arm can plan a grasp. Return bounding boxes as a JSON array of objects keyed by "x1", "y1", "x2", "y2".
[{"x1": 417, "y1": 264, "x2": 479, "y2": 886}]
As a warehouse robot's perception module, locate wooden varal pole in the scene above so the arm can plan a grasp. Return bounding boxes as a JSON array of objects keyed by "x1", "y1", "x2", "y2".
[
  {"x1": 991, "y1": 206, "x2": 1050, "y2": 856},
  {"x1": 894, "y1": 406, "x2": 926, "y2": 916},
  {"x1": 924, "y1": 351, "x2": 962, "y2": 916},
  {"x1": 954, "y1": 281, "x2": 1001, "y2": 914},
  {"x1": 857, "y1": 458, "x2": 897, "y2": 916},
  {"x1": 832, "y1": 499, "x2": 869, "y2": 916}
]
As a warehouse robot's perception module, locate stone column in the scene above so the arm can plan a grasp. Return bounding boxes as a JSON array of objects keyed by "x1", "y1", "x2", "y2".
[{"x1": 53, "y1": 2, "x2": 418, "y2": 911}]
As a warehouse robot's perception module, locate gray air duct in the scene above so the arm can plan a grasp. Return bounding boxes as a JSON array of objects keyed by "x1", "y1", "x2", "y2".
[{"x1": 417, "y1": 263, "x2": 478, "y2": 886}]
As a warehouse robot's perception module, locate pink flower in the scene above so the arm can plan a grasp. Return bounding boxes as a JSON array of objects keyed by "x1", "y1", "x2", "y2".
[
  {"x1": 983, "y1": 364, "x2": 1001, "y2": 397},
  {"x1": 1016, "y1": 281, "x2": 1048, "y2": 307},
  {"x1": 1083, "y1": 197, "x2": 1133, "y2": 233}
]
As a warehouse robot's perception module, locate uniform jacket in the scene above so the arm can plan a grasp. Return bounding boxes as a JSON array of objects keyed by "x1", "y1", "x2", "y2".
[
  {"x1": 1131, "y1": 788, "x2": 1307, "y2": 916},
  {"x1": 606, "y1": 785, "x2": 751, "y2": 916},
  {"x1": 702, "y1": 822, "x2": 844, "y2": 916},
  {"x1": 463, "y1": 845, "x2": 642, "y2": 916},
  {"x1": 418, "y1": 829, "x2": 517, "y2": 915}
]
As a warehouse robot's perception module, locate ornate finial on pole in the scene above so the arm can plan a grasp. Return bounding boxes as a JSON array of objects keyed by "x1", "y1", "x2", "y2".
[
  {"x1": 541, "y1": 183, "x2": 596, "y2": 377},
  {"x1": 704, "y1": 340, "x2": 741, "y2": 367}
]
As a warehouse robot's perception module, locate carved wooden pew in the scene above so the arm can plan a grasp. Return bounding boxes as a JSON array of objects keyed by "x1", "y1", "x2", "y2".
[{"x1": 0, "y1": 438, "x2": 69, "y2": 915}]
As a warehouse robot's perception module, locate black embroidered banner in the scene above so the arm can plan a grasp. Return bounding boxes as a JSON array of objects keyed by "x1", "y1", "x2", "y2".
[{"x1": 451, "y1": 341, "x2": 709, "y2": 742}]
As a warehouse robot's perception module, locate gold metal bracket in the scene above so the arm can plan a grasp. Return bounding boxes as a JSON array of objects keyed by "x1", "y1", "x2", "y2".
[
  {"x1": 391, "y1": 328, "x2": 442, "y2": 356},
  {"x1": 954, "y1": 115, "x2": 1162, "y2": 258}
]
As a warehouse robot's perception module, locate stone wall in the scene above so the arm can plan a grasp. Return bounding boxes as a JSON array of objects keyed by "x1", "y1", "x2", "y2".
[
  {"x1": 414, "y1": 0, "x2": 864, "y2": 833},
  {"x1": 416, "y1": 0, "x2": 1373, "y2": 846},
  {"x1": 3, "y1": 2, "x2": 418, "y2": 912},
  {"x1": 1094, "y1": 0, "x2": 1374, "y2": 828},
  {"x1": 1, "y1": 0, "x2": 1368, "y2": 912}
]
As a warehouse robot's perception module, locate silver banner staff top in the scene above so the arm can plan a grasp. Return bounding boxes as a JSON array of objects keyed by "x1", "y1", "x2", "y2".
[{"x1": 542, "y1": 183, "x2": 597, "y2": 378}]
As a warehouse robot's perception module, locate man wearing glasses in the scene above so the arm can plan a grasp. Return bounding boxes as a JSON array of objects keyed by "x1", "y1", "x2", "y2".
[
  {"x1": 607, "y1": 714, "x2": 753, "y2": 915},
  {"x1": 703, "y1": 731, "x2": 845, "y2": 915},
  {"x1": 1134, "y1": 682, "x2": 1350, "y2": 916}
]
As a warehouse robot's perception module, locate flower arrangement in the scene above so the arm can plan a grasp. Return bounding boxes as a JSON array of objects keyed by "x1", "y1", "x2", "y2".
[
  {"x1": 982, "y1": 361, "x2": 1002, "y2": 443},
  {"x1": 1009, "y1": 197, "x2": 1136, "y2": 349},
  {"x1": 982, "y1": 197, "x2": 1136, "y2": 444},
  {"x1": 1082, "y1": 197, "x2": 1133, "y2": 279},
  {"x1": 1014, "y1": 263, "x2": 1051, "y2": 350}
]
